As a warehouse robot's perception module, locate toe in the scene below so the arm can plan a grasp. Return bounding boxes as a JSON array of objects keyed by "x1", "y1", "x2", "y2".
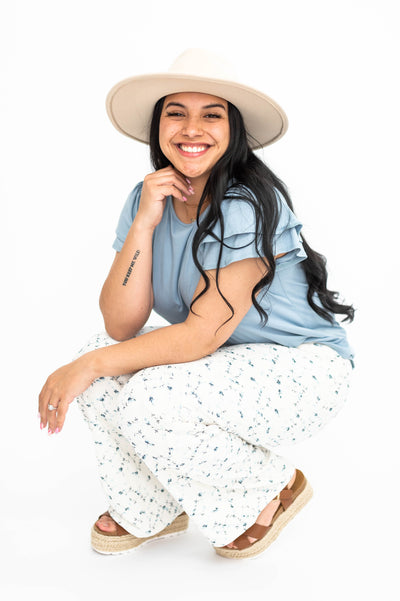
[{"x1": 96, "y1": 517, "x2": 117, "y2": 533}]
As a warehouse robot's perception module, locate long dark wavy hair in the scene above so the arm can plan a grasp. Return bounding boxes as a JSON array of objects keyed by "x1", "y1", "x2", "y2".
[{"x1": 149, "y1": 96, "x2": 355, "y2": 327}]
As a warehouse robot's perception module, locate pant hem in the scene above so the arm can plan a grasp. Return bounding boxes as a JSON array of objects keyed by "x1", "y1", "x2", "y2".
[{"x1": 108, "y1": 507, "x2": 182, "y2": 538}]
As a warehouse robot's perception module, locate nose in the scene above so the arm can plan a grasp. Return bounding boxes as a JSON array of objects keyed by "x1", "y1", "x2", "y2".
[{"x1": 181, "y1": 115, "x2": 203, "y2": 137}]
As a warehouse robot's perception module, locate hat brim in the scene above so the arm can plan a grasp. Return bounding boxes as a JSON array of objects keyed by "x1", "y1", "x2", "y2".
[{"x1": 106, "y1": 73, "x2": 288, "y2": 149}]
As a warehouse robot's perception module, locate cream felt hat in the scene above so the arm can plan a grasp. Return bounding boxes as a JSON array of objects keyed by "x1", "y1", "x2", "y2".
[{"x1": 105, "y1": 49, "x2": 288, "y2": 149}]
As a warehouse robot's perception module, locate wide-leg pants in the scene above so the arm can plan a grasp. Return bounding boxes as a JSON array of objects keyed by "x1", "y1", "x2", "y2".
[{"x1": 75, "y1": 327, "x2": 352, "y2": 547}]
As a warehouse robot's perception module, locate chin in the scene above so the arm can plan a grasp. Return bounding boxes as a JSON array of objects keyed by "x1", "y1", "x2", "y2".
[
  {"x1": 182, "y1": 168, "x2": 203, "y2": 178},
  {"x1": 178, "y1": 164, "x2": 209, "y2": 179}
]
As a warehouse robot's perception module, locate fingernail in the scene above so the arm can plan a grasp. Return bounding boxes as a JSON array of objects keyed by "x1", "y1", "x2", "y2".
[
  {"x1": 48, "y1": 429, "x2": 53, "y2": 435},
  {"x1": 182, "y1": 196, "x2": 187, "y2": 201},
  {"x1": 185, "y1": 178, "x2": 191, "y2": 184},
  {"x1": 37, "y1": 412, "x2": 40, "y2": 419},
  {"x1": 40, "y1": 422, "x2": 44, "y2": 430},
  {"x1": 188, "y1": 187, "x2": 195, "y2": 194},
  {"x1": 55, "y1": 427, "x2": 60, "y2": 434}
]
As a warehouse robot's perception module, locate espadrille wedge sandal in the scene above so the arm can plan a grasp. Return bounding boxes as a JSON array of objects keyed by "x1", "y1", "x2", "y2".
[
  {"x1": 214, "y1": 469, "x2": 313, "y2": 559},
  {"x1": 91, "y1": 510, "x2": 189, "y2": 555}
]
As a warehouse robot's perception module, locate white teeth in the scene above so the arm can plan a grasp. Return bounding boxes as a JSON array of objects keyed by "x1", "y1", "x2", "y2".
[{"x1": 179, "y1": 145, "x2": 207, "y2": 153}]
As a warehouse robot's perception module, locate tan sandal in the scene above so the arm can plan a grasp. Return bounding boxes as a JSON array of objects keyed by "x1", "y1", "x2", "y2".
[
  {"x1": 91, "y1": 510, "x2": 189, "y2": 555},
  {"x1": 214, "y1": 469, "x2": 313, "y2": 559}
]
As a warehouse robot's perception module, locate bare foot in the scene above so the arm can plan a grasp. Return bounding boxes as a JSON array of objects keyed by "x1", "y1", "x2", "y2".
[
  {"x1": 224, "y1": 471, "x2": 297, "y2": 549},
  {"x1": 95, "y1": 513, "x2": 129, "y2": 534}
]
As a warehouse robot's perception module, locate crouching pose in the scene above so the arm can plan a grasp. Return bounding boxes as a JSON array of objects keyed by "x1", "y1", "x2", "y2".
[{"x1": 38, "y1": 49, "x2": 355, "y2": 559}]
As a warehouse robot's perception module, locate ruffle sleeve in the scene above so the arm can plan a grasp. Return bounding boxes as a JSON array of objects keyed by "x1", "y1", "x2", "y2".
[
  {"x1": 198, "y1": 187, "x2": 307, "y2": 272},
  {"x1": 198, "y1": 197, "x2": 261, "y2": 270},
  {"x1": 273, "y1": 189, "x2": 308, "y2": 271},
  {"x1": 112, "y1": 182, "x2": 143, "y2": 252}
]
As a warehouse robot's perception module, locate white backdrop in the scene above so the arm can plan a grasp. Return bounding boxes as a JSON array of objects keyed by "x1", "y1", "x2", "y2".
[{"x1": 2, "y1": 1, "x2": 399, "y2": 600}]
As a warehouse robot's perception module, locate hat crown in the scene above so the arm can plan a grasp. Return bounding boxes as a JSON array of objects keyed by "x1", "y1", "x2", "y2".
[{"x1": 168, "y1": 48, "x2": 238, "y2": 82}]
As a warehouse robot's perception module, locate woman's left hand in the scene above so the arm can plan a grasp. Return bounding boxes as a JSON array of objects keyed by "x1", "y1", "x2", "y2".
[{"x1": 38, "y1": 355, "x2": 97, "y2": 434}]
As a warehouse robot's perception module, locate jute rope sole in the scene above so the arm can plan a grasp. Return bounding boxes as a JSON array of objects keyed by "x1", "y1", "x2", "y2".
[
  {"x1": 214, "y1": 480, "x2": 313, "y2": 559},
  {"x1": 91, "y1": 511, "x2": 189, "y2": 555}
]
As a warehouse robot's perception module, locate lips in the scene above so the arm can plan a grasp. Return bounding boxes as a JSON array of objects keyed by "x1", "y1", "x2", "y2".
[{"x1": 176, "y1": 143, "x2": 210, "y2": 157}]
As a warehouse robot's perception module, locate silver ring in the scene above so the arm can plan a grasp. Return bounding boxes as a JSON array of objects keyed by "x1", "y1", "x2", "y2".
[{"x1": 48, "y1": 404, "x2": 57, "y2": 411}]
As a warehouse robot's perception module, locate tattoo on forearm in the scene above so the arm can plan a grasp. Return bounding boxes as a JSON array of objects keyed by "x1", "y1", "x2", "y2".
[{"x1": 122, "y1": 250, "x2": 141, "y2": 286}]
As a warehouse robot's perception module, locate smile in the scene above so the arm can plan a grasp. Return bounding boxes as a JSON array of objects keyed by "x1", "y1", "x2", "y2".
[{"x1": 176, "y1": 144, "x2": 210, "y2": 157}]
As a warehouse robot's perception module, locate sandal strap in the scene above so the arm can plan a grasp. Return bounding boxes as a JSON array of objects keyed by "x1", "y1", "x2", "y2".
[
  {"x1": 223, "y1": 470, "x2": 308, "y2": 551},
  {"x1": 243, "y1": 522, "x2": 273, "y2": 539},
  {"x1": 277, "y1": 488, "x2": 294, "y2": 510},
  {"x1": 231, "y1": 525, "x2": 273, "y2": 550}
]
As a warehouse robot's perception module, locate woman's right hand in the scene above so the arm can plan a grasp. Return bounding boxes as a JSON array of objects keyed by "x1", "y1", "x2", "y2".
[{"x1": 135, "y1": 166, "x2": 193, "y2": 230}]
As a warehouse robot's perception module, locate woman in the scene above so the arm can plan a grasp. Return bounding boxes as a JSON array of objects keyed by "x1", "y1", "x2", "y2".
[{"x1": 38, "y1": 49, "x2": 355, "y2": 559}]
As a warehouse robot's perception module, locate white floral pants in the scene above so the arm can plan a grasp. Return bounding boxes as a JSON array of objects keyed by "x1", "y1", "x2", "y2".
[{"x1": 75, "y1": 327, "x2": 353, "y2": 547}]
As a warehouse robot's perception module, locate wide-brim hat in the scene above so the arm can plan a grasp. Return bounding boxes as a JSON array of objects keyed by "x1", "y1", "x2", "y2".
[{"x1": 106, "y1": 48, "x2": 288, "y2": 149}]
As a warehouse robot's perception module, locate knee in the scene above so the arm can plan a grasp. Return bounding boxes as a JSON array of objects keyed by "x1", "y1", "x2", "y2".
[{"x1": 119, "y1": 367, "x2": 195, "y2": 425}]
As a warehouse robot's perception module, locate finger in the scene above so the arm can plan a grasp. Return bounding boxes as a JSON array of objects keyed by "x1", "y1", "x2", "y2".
[
  {"x1": 173, "y1": 173, "x2": 195, "y2": 195},
  {"x1": 47, "y1": 398, "x2": 60, "y2": 434},
  {"x1": 151, "y1": 170, "x2": 193, "y2": 196},
  {"x1": 172, "y1": 180, "x2": 195, "y2": 200},
  {"x1": 166, "y1": 169, "x2": 193, "y2": 191},
  {"x1": 38, "y1": 386, "x2": 52, "y2": 430},
  {"x1": 54, "y1": 399, "x2": 70, "y2": 434},
  {"x1": 154, "y1": 176, "x2": 191, "y2": 198},
  {"x1": 168, "y1": 167, "x2": 195, "y2": 193},
  {"x1": 173, "y1": 169, "x2": 195, "y2": 191},
  {"x1": 157, "y1": 184, "x2": 190, "y2": 203}
]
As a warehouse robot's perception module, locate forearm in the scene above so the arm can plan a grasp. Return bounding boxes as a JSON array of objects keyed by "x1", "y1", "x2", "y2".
[
  {"x1": 86, "y1": 322, "x2": 217, "y2": 378},
  {"x1": 99, "y1": 220, "x2": 155, "y2": 340}
]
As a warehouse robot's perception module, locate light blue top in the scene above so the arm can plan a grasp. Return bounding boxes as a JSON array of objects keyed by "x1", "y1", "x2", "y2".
[{"x1": 112, "y1": 181, "x2": 355, "y2": 365}]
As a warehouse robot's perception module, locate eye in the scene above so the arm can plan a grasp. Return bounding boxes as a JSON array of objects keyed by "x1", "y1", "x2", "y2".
[
  {"x1": 204, "y1": 113, "x2": 222, "y2": 119},
  {"x1": 166, "y1": 111, "x2": 185, "y2": 117}
]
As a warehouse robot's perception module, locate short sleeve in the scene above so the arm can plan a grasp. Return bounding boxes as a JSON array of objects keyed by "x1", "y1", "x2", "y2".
[
  {"x1": 198, "y1": 187, "x2": 307, "y2": 272},
  {"x1": 112, "y1": 182, "x2": 143, "y2": 252},
  {"x1": 198, "y1": 197, "x2": 260, "y2": 270},
  {"x1": 273, "y1": 189, "x2": 308, "y2": 271}
]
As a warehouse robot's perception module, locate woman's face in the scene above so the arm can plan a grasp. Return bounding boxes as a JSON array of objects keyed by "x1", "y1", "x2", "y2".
[{"x1": 159, "y1": 91, "x2": 230, "y2": 184}]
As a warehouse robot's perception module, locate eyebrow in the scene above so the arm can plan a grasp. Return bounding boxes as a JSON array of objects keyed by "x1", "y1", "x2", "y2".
[{"x1": 165, "y1": 102, "x2": 227, "y2": 111}]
